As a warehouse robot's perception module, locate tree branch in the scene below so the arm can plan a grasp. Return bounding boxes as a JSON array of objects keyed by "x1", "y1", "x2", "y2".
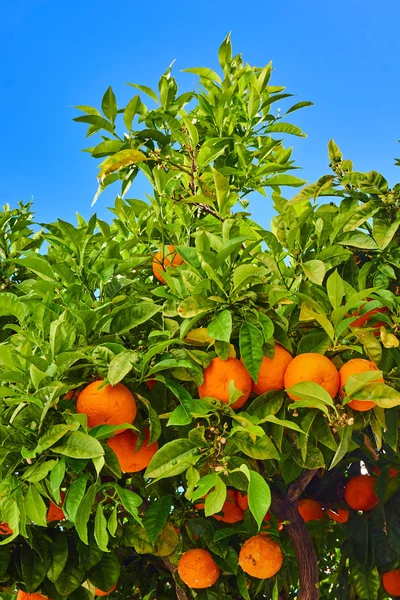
[
  {"x1": 271, "y1": 470, "x2": 320, "y2": 600},
  {"x1": 162, "y1": 557, "x2": 189, "y2": 600}
]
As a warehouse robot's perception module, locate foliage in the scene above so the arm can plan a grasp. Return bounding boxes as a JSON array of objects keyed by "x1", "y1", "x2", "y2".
[{"x1": 0, "y1": 35, "x2": 399, "y2": 600}]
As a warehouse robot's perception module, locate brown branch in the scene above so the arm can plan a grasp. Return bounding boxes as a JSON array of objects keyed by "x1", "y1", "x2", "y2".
[
  {"x1": 271, "y1": 470, "x2": 320, "y2": 600},
  {"x1": 162, "y1": 557, "x2": 189, "y2": 600}
]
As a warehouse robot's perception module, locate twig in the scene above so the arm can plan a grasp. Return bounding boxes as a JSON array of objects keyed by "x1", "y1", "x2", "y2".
[{"x1": 162, "y1": 557, "x2": 189, "y2": 600}]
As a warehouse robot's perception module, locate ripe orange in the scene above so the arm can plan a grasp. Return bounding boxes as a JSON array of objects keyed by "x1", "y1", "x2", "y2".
[
  {"x1": 339, "y1": 358, "x2": 383, "y2": 412},
  {"x1": 64, "y1": 389, "x2": 79, "y2": 400},
  {"x1": 17, "y1": 593, "x2": 48, "y2": 600},
  {"x1": 239, "y1": 534, "x2": 283, "y2": 579},
  {"x1": 0, "y1": 522, "x2": 12, "y2": 535},
  {"x1": 152, "y1": 245, "x2": 183, "y2": 285},
  {"x1": 344, "y1": 475, "x2": 378, "y2": 511},
  {"x1": 146, "y1": 376, "x2": 156, "y2": 391},
  {"x1": 178, "y1": 549, "x2": 220, "y2": 589},
  {"x1": 196, "y1": 490, "x2": 244, "y2": 524},
  {"x1": 252, "y1": 344, "x2": 293, "y2": 395},
  {"x1": 47, "y1": 491, "x2": 66, "y2": 522},
  {"x1": 326, "y1": 508, "x2": 349, "y2": 523},
  {"x1": 107, "y1": 428, "x2": 158, "y2": 473},
  {"x1": 284, "y1": 353, "x2": 339, "y2": 401},
  {"x1": 236, "y1": 490, "x2": 249, "y2": 511},
  {"x1": 76, "y1": 380, "x2": 137, "y2": 430},
  {"x1": 95, "y1": 583, "x2": 117, "y2": 597},
  {"x1": 297, "y1": 499, "x2": 324, "y2": 522},
  {"x1": 382, "y1": 569, "x2": 400, "y2": 596},
  {"x1": 198, "y1": 357, "x2": 252, "y2": 410}
]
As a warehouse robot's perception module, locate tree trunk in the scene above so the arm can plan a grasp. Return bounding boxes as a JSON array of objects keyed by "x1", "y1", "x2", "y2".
[{"x1": 271, "y1": 470, "x2": 320, "y2": 600}]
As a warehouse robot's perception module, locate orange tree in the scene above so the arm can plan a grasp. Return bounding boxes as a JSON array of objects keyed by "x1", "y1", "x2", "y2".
[{"x1": 0, "y1": 35, "x2": 399, "y2": 600}]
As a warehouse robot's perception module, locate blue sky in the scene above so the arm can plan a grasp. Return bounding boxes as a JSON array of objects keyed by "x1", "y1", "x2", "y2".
[{"x1": 1, "y1": 0, "x2": 399, "y2": 230}]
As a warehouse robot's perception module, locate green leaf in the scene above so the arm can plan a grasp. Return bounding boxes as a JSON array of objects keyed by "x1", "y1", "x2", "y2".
[
  {"x1": 124, "y1": 95, "x2": 141, "y2": 131},
  {"x1": 64, "y1": 474, "x2": 90, "y2": 522},
  {"x1": 21, "y1": 542, "x2": 51, "y2": 591},
  {"x1": 101, "y1": 86, "x2": 118, "y2": 123},
  {"x1": 258, "y1": 313, "x2": 274, "y2": 342},
  {"x1": 232, "y1": 265, "x2": 266, "y2": 291},
  {"x1": 110, "y1": 302, "x2": 162, "y2": 334},
  {"x1": 12, "y1": 254, "x2": 55, "y2": 282},
  {"x1": 38, "y1": 424, "x2": 73, "y2": 451},
  {"x1": 351, "y1": 563, "x2": 379, "y2": 600},
  {"x1": 181, "y1": 67, "x2": 222, "y2": 83},
  {"x1": 247, "y1": 469, "x2": 271, "y2": 529},
  {"x1": 108, "y1": 351, "x2": 135, "y2": 386},
  {"x1": 144, "y1": 496, "x2": 173, "y2": 545},
  {"x1": 218, "y1": 33, "x2": 232, "y2": 69},
  {"x1": 177, "y1": 295, "x2": 215, "y2": 318},
  {"x1": 0, "y1": 292, "x2": 28, "y2": 321},
  {"x1": 98, "y1": 149, "x2": 147, "y2": 181},
  {"x1": 353, "y1": 383, "x2": 400, "y2": 409},
  {"x1": 328, "y1": 139, "x2": 342, "y2": 163},
  {"x1": 75, "y1": 484, "x2": 97, "y2": 545},
  {"x1": 207, "y1": 310, "x2": 232, "y2": 343},
  {"x1": 372, "y1": 218, "x2": 400, "y2": 250},
  {"x1": 212, "y1": 168, "x2": 230, "y2": 211},
  {"x1": 87, "y1": 553, "x2": 120, "y2": 593},
  {"x1": 205, "y1": 476, "x2": 226, "y2": 517},
  {"x1": 50, "y1": 459, "x2": 66, "y2": 504},
  {"x1": 266, "y1": 122, "x2": 306, "y2": 137},
  {"x1": 239, "y1": 322, "x2": 264, "y2": 382},
  {"x1": 267, "y1": 174, "x2": 307, "y2": 187},
  {"x1": 330, "y1": 424, "x2": 353, "y2": 469},
  {"x1": 145, "y1": 439, "x2": 200, "y2": 480},
  {"x1": 297, "y1": 332, "x2": 331, "y2": 355},
  {"x1": 127, "y1": 82, "x2": 158, "y2": 102},
  {"x1": 338, "y1": 232, "x2": 378, "y2": 250},
  {"x1": 73, "y1": 114, "x2": 115, "y2": 134},
  {"x1": 94, "y1": 503, "x2": 109, "y2": 552},
  {"x1": 260, "y1": 415, "x2": 305, "y2": 433},
  {"x1": 115, "y1": 485, "x2": 142, "y2": 522},
  {"x1": 48, "y1": 529, "x2": 69, "y2": 583},
  {"x1": 54, "y1": 432, "x2": 104, "y2": 459},
  {"x1": 327, "y1": 269, "x2": 345, "y2": 310},
  {"x1": 24, "y1": 485, "x2": 47, "y2": 527},
  {"x1": 286, "y1": 381, "x2": 335, "y2": 407},
  {"x1": 285, "y1": 101, "x2": 314, "y2": 115},
  {"x1": 232, "y1": 431, "x2": 279, "y2": 460},
  {"x1": 302, "y1": 260, "x2": 326, "y2": 285}
]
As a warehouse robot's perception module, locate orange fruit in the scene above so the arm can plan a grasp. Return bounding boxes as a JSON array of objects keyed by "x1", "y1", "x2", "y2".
[
  {"x1": 47, "y1": 491, "x2": 66, "y2": 522},
  {"x1": 196, "y1": 490, "x2": 244, "y2": 524},
  {"x1": 252, "y1": 344, "x2": 292, "y2": 395},
  {"x1": 326, "y1": 508, "x2": 349, "y2": 523},
  {"x1": 284, "y1": 353, "x2": 339, "y2": 401},
  {"x1": 146, "y1": 376, "x2": 156, "y2": 391},
  {"x1": 178, "y1": 549, "x2": 220, "y2": 589},
  {"x1": 239, "y1": 534, "x2": 283, "y2": 579},
  {"x1": 76, "y1": 380, "x2": 137, "y2": 430},
  {"x1": 382, "y1": 569, "x2": 400, "y2": 596},
  {"x1": 94, "y1": 583, "x2": 117, "y2": 597},
  {"x1": 297, "y1": 499, "x2": 324, "y2": 522},
  {"x1": 64, "y1": 389, "x2": 79, "y2": 400},
  {"x1": 152, "y1": 245, "x2": 183, "y2": 285},
  {"x1": 107, "y1": 428, "x2": 158, "y2": 473},
  {"x1": 344, "y1": 475, "x2": 378, "y2": 511},
  {"x1": 17, "y1": 593, "x2": 48, "y2": 600},
  {"x1": 339, "y1": 358, "x2": 383, "y2": 412},
  {"x1": 198, "y1": 357, "x2": 252, "y2": 410},
  {"x1": 236, "y1": 490, "x2": 249, "y2": 511},
  {"x1": 0, "y1": 522, "x2": 13, "y2": 535}
]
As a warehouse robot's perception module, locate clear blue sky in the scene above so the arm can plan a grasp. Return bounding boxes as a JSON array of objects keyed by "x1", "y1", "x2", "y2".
[{"x1": 1, "y1": 0, "x2": 399, "y2": 229}]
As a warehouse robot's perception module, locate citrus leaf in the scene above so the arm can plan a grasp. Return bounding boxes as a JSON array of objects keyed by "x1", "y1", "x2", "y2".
[{"x1": 144, "y1": 496, "x2": 173, "y2": 545}]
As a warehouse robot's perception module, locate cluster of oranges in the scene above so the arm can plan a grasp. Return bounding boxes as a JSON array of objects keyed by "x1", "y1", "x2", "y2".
[
  {"x1": 297, "y1": 470, "x2": 396, "y2": 526},
  {"x1": 198, "y1": 347, "x2": 383, "y2": 413},
  {"x1": 177, "y1": 533, "x2": 283, "y2": 589}
]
